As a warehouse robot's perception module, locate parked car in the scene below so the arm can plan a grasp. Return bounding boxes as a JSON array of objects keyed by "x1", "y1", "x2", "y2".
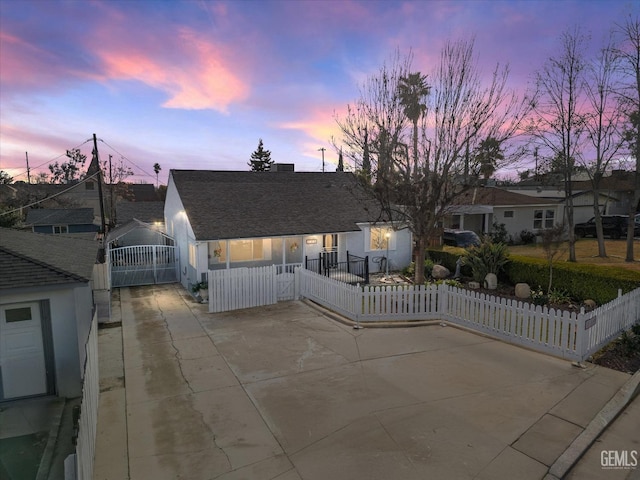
[
  {"x1": 574, "y1": 215, "x2": 639, "y2": 239},
  {"x1": 442, "y1": 229, "x2": 481, "y2": 247}
]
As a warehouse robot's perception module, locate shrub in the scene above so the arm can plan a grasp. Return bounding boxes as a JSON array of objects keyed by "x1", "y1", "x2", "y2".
[
  {"x1": 490, "y1": 222, "x2": 510, "y2": 244},
  {"x1": 504, "y1": 255, "x2": 640, "y2": 304},
  {"x1": 519, "y1": 230, "x2": 536, "y2": 245},
  {"x1": 463, "y1": 238, "x2": 510, "y2": 283},
  {"x1": 426, "y1": 250, "x2": 472, "y2": 277}
]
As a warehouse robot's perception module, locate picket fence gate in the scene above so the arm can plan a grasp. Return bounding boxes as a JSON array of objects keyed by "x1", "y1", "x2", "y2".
[{"x1": 208, "y1": 266, "x2": 298, "y2": 313}]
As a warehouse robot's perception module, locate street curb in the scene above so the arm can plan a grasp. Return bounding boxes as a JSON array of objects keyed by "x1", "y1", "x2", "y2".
[{"x1": 545, "y1": 368, "x2": 640, "y2": 480}]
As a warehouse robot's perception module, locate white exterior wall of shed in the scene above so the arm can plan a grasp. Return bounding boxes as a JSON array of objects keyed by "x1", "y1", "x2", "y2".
[{"x1": 0, "y1": 284, "x2": 92, "y2": 398}]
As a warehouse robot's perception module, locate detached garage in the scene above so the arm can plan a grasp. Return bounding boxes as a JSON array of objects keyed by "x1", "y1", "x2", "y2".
[{"x1": 0, "y1": 228, "x2": 99, "y2": 401}]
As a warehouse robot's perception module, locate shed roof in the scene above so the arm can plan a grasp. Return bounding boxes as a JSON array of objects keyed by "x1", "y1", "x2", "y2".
[
  {"x1": 169, "y1": 170, "x2": 385, "y2": 240},
  {"x1": 0, "y1": 228, "x2": 98, "y2": 288},
  {"x1": 25, "y1": 208, "x2": 95, "y2": 225}
]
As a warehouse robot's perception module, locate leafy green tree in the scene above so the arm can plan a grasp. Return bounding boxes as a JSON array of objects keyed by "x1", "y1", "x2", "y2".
[
  {"x1": 0, "y1": 170, "x2": 13, "y2": 184},
  {"x1": 153, "y1": 163, "x2": 162, "y2": 188},
  {"x1": 0, "y1": 205, "x2": 20, "y2": 228},
  {"x1": 248, "y1": 139, "x2": 273, "y2": 171},
  {"x1": 48, "y1": 148, "x2": 86, "y2": 184}
]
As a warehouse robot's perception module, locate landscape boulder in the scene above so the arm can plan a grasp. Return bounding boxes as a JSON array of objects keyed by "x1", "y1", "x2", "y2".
[
  {"x1": 484, "y1": 273, "x2": 498, "y2": 290},
  {"x1": 583, "y1": 299, "x2": 597, "y2": 310},
  {"x1": 515, "y1": 283, "x2": 531, "y2": 299},
  {"x1": 432, "y1": 264, "x2": 450, "y2": 280}
]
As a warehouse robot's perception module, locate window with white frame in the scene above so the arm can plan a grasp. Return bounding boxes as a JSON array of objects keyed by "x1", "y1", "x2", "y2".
[
  {"x1": 533, "y1": 209, "x2": 555, "y2": 229},
  {"x1": 369, "y1": 227, "x2": 393, "y2": 251},
  {"x1": 53, "y1": 225, "x2": 68, "y2": 234},
  {"x1": 504, "y1": 210, "x2": 514, "y2": 218},
  {"x1": 229, "y1": 238, "x2": 269, "y2": 262}
]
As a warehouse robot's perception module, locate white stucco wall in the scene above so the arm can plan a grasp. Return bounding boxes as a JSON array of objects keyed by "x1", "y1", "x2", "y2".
[
  {"x1": 0, "y1": 283, "x2": 92, "y2": 398},
  {"x1": 164, "y1": 175, "x2": 195, "y2": 290}
]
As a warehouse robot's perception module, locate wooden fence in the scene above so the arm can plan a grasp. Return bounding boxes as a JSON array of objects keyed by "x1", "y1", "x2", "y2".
[
  {"x1": 68, "y1": 311, "x2": 99, "y2": 479},
  {"x1": 297, "y1": 269, "x2": 640, "y2": 362}
]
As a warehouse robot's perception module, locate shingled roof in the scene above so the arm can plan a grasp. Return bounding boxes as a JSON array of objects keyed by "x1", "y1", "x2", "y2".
[
  {"x1": 451, "y1": 187, "x2": 557, "y2": 206},
  {"x1": 169, "y1": 170, "x2": 385, "y2": 240},
  {"x1": 0, "y1": 228, "x2": 99, "y2": 289},
  {"x1": 25, "y1": 208, "x2": 95, "y2": 225}
]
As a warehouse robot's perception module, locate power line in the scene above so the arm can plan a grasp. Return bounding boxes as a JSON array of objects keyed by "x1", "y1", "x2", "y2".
[
  {"x1": 98, "y1": 139, "x2": 156, "y2": 180},
  {"x1": 7, "y1": 138, "x2": 92, "y2": 180}
]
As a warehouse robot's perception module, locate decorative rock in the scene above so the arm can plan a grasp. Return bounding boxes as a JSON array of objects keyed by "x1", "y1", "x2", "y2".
[
  {"x1": 515, "y1": 283, "x2": 531, "y2": 299},
  {"x1": 432, "y1": 264, "x2": 450, "y2": 280},
  {"x1": 583, "y1": 299, "x2": 597, "y2": 310},
  {"x1": 484, "y1": 273, "x2": 498, "y2": 290},
  {"x1": 468, "y1": 281, "x2": 480, "y2": 289}
]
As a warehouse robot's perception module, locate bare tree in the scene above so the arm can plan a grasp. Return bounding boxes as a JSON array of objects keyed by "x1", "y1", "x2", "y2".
[
  {"x1": 582, "y1": 34, "x2": 625, "y2": 257},
  {"x1": 527, "y1": 27, "x2": 590, "y2": 263},
  {"x1": 335, "y1": 41, "x2": 531, "y2": 283},
  {"x1": 614, "y1": 13, "x2": 640, "y2": 262}
]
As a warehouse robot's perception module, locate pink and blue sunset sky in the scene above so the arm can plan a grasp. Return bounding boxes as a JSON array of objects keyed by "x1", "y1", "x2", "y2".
[{"x1": 0, "y1": 0, "x2": 636, "y2": 184}]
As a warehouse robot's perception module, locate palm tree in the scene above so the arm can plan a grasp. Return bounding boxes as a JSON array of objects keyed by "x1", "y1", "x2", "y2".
[
  {"x1": 398, "y1": 73, "x2": 430, "y2": 176},
  {"x1": 153, "y1": 163, "x2": 161, "y2": 188}
]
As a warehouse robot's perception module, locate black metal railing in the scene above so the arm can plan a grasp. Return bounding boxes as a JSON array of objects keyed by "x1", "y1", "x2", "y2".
[{"x1": 304, "y1": 251, "x2": 369, "y2": 284}]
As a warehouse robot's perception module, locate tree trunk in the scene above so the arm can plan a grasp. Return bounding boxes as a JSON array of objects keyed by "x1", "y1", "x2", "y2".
[
  {"x1": 593, "y1": 189, "x2": 607, "y2": 257},
  {"x1": 414, "y1": 235, "x2": 427, "y2": 284}
]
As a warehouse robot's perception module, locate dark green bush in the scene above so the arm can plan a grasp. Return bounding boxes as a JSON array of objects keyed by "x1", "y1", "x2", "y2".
[
  {"x1": 504, "y1": 255, "x2": 640, "y2": 305},
  {"x1": 426, "y1": 249, "x2": 472, "y2": 277}
]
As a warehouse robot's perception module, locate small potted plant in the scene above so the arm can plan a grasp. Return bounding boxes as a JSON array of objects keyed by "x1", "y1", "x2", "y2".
[{"x1": 191, "y1": 281, "x2": 209, "y2": 303}]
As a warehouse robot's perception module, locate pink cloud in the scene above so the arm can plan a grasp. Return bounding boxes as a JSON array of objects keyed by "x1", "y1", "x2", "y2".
[{"x1": 95, "y1": 26, "x2": 249, "y2": 112}]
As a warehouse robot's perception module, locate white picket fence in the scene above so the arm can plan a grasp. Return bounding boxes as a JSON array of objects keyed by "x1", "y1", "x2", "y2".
[{"x1": 297, "y1": 268, "x2": 640, "y2": 362}]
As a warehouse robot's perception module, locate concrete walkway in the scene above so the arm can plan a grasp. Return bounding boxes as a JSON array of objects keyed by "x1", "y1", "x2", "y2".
[{"x1": 93, "y1": 284, "x2": 639, "y2": 480}]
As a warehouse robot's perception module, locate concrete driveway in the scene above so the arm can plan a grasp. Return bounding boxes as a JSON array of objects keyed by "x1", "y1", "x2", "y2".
[{"x1": 94, "y1": 284, "x2": 636, "y2": 480}]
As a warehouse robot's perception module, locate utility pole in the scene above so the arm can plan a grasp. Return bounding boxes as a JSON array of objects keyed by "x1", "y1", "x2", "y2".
[
  {"x1": 109, "y1": 155, "x2": 114, "y2": 227},
  {"x1": 93, "y1": 133, "x2": 107, "y2": 240},
  {"x1": 25, "y1": 152, "x2": 31, "y2": 184},
  {"x1": 318, "y1": 147, "x2": 326, "y2": 172}
]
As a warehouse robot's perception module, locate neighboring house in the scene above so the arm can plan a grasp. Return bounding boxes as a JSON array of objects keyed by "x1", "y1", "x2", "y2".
[
  {"x1": 0, "y1": 228, "x2": 99, "y2": 401},
  {"x1": 25, "y1": 208, "x2": 99, "y2": 234},
  {"x1": 444, "y1": 187, "x2": 562, "y2": 241},
  {"x1": 164, "y1": 169, "x2": 413, "y2": 289},
  {"x1": 508, "y1": 169, "x2": 638, "y2": 218}
]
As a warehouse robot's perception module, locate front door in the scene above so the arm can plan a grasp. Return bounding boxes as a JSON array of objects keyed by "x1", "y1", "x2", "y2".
[
  {"x1": 322, "y1": 234, "x2": 338, "y2": 267},
  {"x1": 0, "y1": 303, "x2": 48, "y2": 400}
]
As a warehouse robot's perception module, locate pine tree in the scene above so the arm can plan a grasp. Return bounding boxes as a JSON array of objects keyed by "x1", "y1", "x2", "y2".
[
  {"x1": 248, "y1": 139, "x2": 273, "y2": 172},
  {"x1": 337, "y1": 149, "x2": 344, "y2": 172}
]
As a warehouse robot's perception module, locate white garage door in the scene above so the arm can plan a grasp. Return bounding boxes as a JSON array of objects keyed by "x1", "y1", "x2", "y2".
[{"x1": 0, "y1": 303, "x2": 47, "y2": 400}]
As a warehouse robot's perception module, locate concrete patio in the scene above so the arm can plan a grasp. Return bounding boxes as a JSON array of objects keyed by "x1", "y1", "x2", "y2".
[{"x1": 93, "y1": 283, "x2": 639, "y2": 480}]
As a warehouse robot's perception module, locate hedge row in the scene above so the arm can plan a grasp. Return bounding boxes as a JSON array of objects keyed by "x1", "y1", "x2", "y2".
[
  {"x1": 503, "y1": 255, "x2": 640, "y2": 305},
  {"x1": 426, "y1": 249, "x2": 640, "y2": 305}
]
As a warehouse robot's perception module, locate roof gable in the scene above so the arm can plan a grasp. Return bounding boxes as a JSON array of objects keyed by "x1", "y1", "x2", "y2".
[{"x1": 169, "y1": 170, "x2": 385, "y2": 240}]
